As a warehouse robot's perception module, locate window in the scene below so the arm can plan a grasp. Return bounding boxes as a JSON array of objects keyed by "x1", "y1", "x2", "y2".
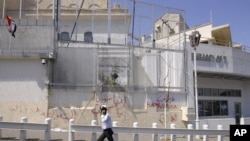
[
  {"x1": 203, "y1": 88, "x2": 211, "y2": 96},
  {"x1": 84, "y1": 31, "x2": 93, "y2": 43},
  {"x1": 204, "y1": 100, "x2": 212, "y2": 116},
  {"x1": 213, "y1": 101, "x2": 220, "y2": 116},
  {"x1": 198, "y1": 88, "x2": 203, "y2": 96},
  {"x1": 197, "y1": 87, "x2": 239, "y2": 117},
  {"x1": 234, "y1": 90, "x2": 241, "y2": 97},
  {"x1": 227, "y1": 90, "x2": 234, "y2": 96},
  {"x1": 60, "y1": 32, "x2": 70, "y2": 41},
  {"x1": 198, "y1": 88, "x2": 241, "y2": 97},
  {"x1": 199, "y1": 100, "x2": 228, "y2": 117},
  {"x1": 220, "y1": 101, "x2": 228, "y2": 115},
  {"x1": 219, "y1": 89, "x2": 227, "y2": 96},
  {"x1": 211, "y1": 89, "x2": 219, "y2": 96}
]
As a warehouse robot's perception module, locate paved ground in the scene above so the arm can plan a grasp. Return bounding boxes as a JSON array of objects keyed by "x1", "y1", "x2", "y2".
[{"x1": 1, "y1": 129, "x2": 229, "y2": 141}]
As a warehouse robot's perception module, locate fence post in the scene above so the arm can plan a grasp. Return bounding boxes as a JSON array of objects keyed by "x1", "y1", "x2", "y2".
[
  {"x1": 240, "y1": 117, "x2": 245, "y2": 125},
  {"x1": 44, "y1": 118, "x2": 51, "y2": 141},
  {"x1": 217, "y1": 125, "x2": 223, "y2": 141},
  {"x1": 0, "y1": 115, "x2": 2, "y2": 139},
  {"x1": 113, "y1": 121, "x2": 118, "y2": 141},
  {"x1": 133, "y1": 122, "x2": 139, "y2": 141},
  {"x1": 69, "y1": 119, "x2": 75, "y2": 141},
  {"x1": 203, "y1": 124, "x2": 208, "y2": 141},
  {"x1": 170, "y1": 123, "x2": 176, "y2": 141},
  {"x1": 152, "y1": 122, "x2": 158, "y2": 141},
  {"x1": 91, "y1": 120, "x2": 97, "y2": 141},
  {"x1": 187, "y1": 124, "x2": 193, "y2": 141},
  {"x1": 20, "y1": 117, "x2": 28, "y2": 141}
]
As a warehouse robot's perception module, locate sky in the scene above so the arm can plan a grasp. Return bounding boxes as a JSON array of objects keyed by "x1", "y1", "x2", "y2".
[{"x1": 141, "y1": 0, "x2": 250, "y2": 47}]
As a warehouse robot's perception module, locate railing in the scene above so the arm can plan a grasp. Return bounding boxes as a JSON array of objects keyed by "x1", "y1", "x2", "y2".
[
  {"x1": 0, "y1": 116, "x2": 230, "y2": 141},
  {"x1": 0, "y1": 116, "x2": 51, "y2": 141},
  {"x1": 69, "y1": 119, "x2": 229, "y2": 141}
]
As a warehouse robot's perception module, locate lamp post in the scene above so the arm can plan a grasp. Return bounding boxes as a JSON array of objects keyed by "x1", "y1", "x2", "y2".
[{"x1": 189, "y1": 31, "x2": 201, "y2": 132}]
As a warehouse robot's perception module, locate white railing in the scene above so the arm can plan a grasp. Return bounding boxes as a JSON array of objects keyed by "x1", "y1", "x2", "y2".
[
  {"x1": 69, "y1": 119, "x2": 229, "y2": 141},
  {"x1": 0, "y1": 116, "x2": 230, "y2": 141},
  {"x1": 0, "y1": 116, "x2": 51, "y2": 141}
]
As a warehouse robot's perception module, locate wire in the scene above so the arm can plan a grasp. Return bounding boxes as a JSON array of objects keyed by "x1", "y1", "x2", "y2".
[{"x1": 67, "y1": 0, "x2": 85, "y2": 47}]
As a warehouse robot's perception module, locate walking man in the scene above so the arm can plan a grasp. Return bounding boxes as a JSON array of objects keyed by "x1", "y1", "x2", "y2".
[{"x1": 97, "y1": 105, "x2": 114, "y2": 141}]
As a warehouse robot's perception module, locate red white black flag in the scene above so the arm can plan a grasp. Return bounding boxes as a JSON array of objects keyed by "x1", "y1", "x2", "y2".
[{"x1": 6, "y1": 15, "x2": 17, "y2": 38}]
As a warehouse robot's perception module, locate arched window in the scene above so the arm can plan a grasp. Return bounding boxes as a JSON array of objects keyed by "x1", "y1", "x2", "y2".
[
  {"x1": 84, "y1": 31, "x2": 93, "y2": 43},
  {"x1": 60, "y1": 32, "x2": 70, "y2": 41}
]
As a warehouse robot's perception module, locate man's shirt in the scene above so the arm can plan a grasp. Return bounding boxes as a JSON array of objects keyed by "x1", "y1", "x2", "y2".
[{"x1": 101, "y1": 113, "x2": 112, "y2": 129}]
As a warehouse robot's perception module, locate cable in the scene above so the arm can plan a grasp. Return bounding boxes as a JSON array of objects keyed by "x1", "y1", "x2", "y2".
[{"x1": 67, "y1": 0, "x2": 85, "y2": 47}]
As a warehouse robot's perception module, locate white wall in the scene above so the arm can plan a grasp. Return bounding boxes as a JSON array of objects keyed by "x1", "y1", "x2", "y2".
[
  {"x1": 195, "y1": 44, "x2": 250, "y2": 76},
  {"x1": 60, "y1": 15, "x2": 130, "y2": 44},
  {"x1": 0, "y1": 24, "x2": 54, "y2": 50},
  {"x1": 0, "y1": 58, "x2": 48, "y2": 122}
]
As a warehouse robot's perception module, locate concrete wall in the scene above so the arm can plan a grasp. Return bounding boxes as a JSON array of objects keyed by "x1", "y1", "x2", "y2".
[
  {"x1": 194, "y1": 44, "x2": 250, "y2": 76},
  {"x1": 52, "y1": 47, "x2": 97, "y2": 86},
  {"x1": 0, "y1": 21, "x2": 54, "y2": 51},
  {"x1": 48, "y1": 46, "x2": 187, "y2": 129},
  {"x1": 243, "y1": 81, "x2": 250, "y2": 117},
  {"x1": 0, "y1": 58, "x2": 48, "y2": 123},
  {"x1": 48, "y1": 89, "x2": 186, "y2": 129}
]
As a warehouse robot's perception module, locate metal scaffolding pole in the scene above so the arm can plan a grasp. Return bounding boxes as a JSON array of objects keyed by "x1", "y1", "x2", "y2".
[{"x1": 2, "y1": 0, "x2": 6, "y2": 20}]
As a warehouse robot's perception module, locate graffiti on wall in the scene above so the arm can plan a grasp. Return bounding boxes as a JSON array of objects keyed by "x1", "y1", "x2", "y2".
[
  {"x1": 158, "y1": 113, "x2": 178, "y2": 126},
  {"x1": 7, "y1": 93, "x2": 181, "y2": 126},
  {"x1": 147, "y1": 95, "x2": 177, "y2": 111},
  {"x1": 91, "y1": 95, "x2": 127, "y2": 118},
  {"x1": 9, "y1": 104, "x2": 41, "y2": 114},
  {"x1": 41, "y1": 109, "x2": 78, "y2": 120}
]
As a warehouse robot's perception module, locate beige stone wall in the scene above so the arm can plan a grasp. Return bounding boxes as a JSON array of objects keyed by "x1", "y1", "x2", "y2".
[
  {"x1": 4, "y1": 0, "x2": 108, "y2": 10},
  {"x1": 40, "y1": 0, "x2": 107, "y2": 9},
  {"x1": 0, "y1": 101, "x2": 48, "y2": 123},
  {"x1": 48, "y1": 91, "x2": 186, "y2": 129}
]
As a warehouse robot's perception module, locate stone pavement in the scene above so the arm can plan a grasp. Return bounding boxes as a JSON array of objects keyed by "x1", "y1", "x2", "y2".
[{"x1": 1, "y1": 129, "x2": 229, "y2": 141}]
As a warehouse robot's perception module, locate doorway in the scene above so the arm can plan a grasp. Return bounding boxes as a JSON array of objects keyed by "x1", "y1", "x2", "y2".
[{"x1": 234, "y1": 102, "x2": 241, "y2": 125}]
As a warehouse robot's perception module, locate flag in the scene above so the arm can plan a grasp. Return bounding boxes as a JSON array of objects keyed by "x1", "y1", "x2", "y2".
[{"x1": 6, "y1": 15, "x2": 17, "y2": 38}]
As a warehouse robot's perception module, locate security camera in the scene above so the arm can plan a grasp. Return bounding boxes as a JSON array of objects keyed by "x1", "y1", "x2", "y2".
[{"x1": 41, "y1": 59, "x2": 47, "y2": 65}]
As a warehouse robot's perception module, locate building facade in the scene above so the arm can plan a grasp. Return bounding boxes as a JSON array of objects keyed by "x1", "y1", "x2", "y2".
[{"x1": 0, "y1": 0, "x2": 250, "y2": 130}]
